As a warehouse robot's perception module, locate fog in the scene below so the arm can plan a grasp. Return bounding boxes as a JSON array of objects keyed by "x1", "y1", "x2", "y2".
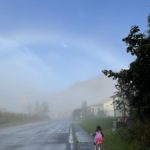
[
  {"x1": 48, "y1": 75, "x2": 116, "y2": 115},
  {"x1": 0, "y1": 1, "x2": 149, "y2": 150},
  {"x1": 1, "y1": 0, "x2": 140, "y2": 119},
  {"x1": 0, "y1": 69, "x2": 116, "y2": 117}
]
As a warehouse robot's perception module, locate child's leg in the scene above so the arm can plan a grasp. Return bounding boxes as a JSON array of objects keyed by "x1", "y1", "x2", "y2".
[
  {"x1": 99, "y1": 144, "x2": 102, "y2": 150},
  {"x1": 97, "y1": 145, "x2": 101, "y2": 150}
]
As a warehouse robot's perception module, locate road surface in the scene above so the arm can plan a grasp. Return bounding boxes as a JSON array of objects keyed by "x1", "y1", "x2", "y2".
[{"x1": 0, "y1": 120, "x2": 72, "y2": 150}]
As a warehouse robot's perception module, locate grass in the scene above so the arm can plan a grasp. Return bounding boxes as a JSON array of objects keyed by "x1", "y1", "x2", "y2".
[
  {"x1": 0, "y1": 112, "x2": 49, "y2": 128},
  {"x1": 80, "y1": 117, "x2": 140, "y2": 150}
]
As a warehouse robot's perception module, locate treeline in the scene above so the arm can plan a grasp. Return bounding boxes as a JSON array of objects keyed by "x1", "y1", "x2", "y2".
[
  {"x1": 25, "y1": 101, "x2": 50, "y2": 117},
  {"x1": 0, "y1": 111, "x2": 49, "y2": 126},
  {"x1": 0, "y1": 111, "x2": 49, "y2": 127},
  {"x1": 72, "y1": 101, "x2": 93, "y2": 120},
  {"x1": 0, "y1": 101, "x2": 50, "y2": 127},
  {"x1": 103, "y1": 14, "x2": 150, "y2": 149}
]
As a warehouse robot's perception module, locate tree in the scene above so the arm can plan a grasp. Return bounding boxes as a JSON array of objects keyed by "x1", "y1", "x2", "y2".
[
  {"x1": 40, "y1": 101, "x2": 50, "y2": 117},
  {"x1": 81, "y1": 100, "x2": 93, "y2": 119},
  {"x1": 102, "y1": 15, "x2": 150, "y2": 123},
  {"x1": 34, "y1": 101, "x2": 50, "y2": 117},
  {"x1": 81, "y1": 101, "x2": 88, "y2": 119},
  {"x1": 113, "y1": 92, "x2": 129, "y2": 118},
  {"x1": 72, "y1": 108, "x2": 82, "y2": 120}
]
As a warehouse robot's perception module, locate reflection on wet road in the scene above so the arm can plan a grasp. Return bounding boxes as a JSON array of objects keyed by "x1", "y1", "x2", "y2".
[{"x1": 0, "y1": 120, "x2": 71, "y2": 150}]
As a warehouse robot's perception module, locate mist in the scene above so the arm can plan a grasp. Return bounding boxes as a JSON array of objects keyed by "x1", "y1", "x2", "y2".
[
  {"x1": 0, "y1": 1, "x2": 148, "y2": 150},
  {"x1": 0, "y1": 0, "x2": 134, "y2": 118},
  {"x1": 0, "y1": 66, "x2": 116, "y2": 118},
  {"x1": 0, "y1": 40, "x2": 117, "y2": 118},
  {"x1": 48, "y1": 75, "x2": 116, "y2": 115}
]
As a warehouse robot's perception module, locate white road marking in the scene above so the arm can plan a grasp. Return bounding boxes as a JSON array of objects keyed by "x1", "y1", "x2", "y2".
[{"x1": 69, "y1": 126, "x2": 74, "y2": 150}]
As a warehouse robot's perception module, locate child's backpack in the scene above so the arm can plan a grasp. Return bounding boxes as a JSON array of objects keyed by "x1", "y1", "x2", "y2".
[{"x1": 95, "y1": 131, "x2": 103, "y2": 144}]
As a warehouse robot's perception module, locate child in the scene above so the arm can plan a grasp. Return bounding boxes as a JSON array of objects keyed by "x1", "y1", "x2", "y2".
[{"x1": 93, "y1": 126, "x2": 104, "y2": 149}]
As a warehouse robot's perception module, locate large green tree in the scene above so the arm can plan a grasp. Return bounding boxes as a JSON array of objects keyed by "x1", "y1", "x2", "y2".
[{"x1": 103, "y1": 15, "x2": 150, "y2": 122}]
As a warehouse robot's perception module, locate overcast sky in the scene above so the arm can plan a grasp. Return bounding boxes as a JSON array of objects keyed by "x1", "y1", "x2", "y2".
[{"x1": 0, "y1": 0, "x2": 149, "y2": 113}]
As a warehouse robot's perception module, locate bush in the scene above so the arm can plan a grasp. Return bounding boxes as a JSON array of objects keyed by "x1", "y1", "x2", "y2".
[{"x1": 131, "y1": 120, "x2": 150, "y2": 149}]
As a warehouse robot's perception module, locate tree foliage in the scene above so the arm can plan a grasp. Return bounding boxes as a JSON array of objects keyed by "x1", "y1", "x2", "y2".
[
  {"x1": 72, "y1": 108, "x2": 82, "y2": 120},
  {"x1": 102, "y1": 15, "x2": 150, "y2": 122}
]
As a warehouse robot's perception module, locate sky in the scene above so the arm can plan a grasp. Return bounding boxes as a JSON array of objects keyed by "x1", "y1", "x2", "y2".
[{"x1": 0, "y1": 0, "x2": 149, "y2": 114}]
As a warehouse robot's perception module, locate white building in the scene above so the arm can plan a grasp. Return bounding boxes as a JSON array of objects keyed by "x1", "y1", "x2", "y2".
[
  {"x1": 89, "y1": 103, "x2": 104, "y2": 115},
  {"x1": 103, "y1": 98, "x2": 114, "y2": 116},
  {"x1": 88, "y1": 97, "x2": 122, "y2": 117}
]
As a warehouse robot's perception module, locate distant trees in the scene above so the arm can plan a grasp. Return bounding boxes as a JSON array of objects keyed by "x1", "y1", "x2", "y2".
[
  {"x1": 0, "y1": 110, "x2": 48, "y2": 126},
  {"x1": 0, "y1": 101, "x2": 50, "y2": 126},
  {"x1": 103, "y1": 14, "x2": 150, "y2": 148},
  {"x1": 34, "y1": 101, "x2": 50, "y2": 117},
  {"x1": 26, "y1": 101, "x2": 50, "y2": 118},
  {"x1": 81, "y1": 101, "x2": 89, "y2": 119},
  {"x1": 72, "y1": 108, "x2": 82, "y2": 120},
  {"x1": 72, "y1": 100, "x2": 94, "y2": 120}
]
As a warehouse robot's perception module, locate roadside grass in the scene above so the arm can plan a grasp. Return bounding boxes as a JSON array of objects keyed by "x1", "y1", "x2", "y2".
[
  {"x1": 0, "y1": 112, "x2": 49, "y2": 128},
  {"x1": 80, "y1": 117, "x2": 140, "y2": 150}
]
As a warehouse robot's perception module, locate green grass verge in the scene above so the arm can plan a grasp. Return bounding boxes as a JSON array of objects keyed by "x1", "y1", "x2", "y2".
[
  {"x1": 80, "y1": 117, "x2": 140, "y2": 150},
  {"x1": 0, "y1": 112, "x2": 49, "y2": 128}
]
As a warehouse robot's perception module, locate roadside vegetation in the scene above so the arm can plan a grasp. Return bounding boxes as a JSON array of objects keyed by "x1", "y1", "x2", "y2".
[
  {"x1": 80, "y1": 117, "x2": 140, "y2": 150},
  {"x1": 0, "y1": 101, "x2": 50, "y2": 128},
  {"x1": 102, "y1": 14, "x2": 150, "y2": 149},
  {"x1": 0, "y1": 111, "x2": 49, "y2": 128}
]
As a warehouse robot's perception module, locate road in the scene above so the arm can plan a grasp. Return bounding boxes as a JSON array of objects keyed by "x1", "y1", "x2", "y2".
[{"x1": 0, "y1": 120, "x2": 72, "y2": 150}]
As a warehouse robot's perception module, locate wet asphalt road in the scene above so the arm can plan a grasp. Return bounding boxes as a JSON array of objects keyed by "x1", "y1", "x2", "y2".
[
  {"x1": 73, "y1": 123, "x2": 94, "y2": 150},
  {"x1": 0, "y1": 120, "x2": 71, "y2": 150}
]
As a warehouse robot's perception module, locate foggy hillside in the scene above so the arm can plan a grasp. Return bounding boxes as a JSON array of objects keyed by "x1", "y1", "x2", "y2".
[
  {"x1": 0, "y1": 74, "x2": 116, "y2": 116},
  {"x1": 49, "y1": 74, "x2": 116, "y2": 114}
]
